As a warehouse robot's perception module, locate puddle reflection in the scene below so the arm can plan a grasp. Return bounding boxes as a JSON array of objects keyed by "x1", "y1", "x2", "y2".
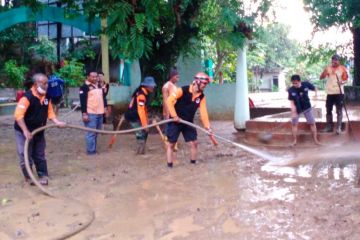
[
  {"x1": 249, "y1": 177, "x2": 295, "y2": 202},
  {"x1": 262, "y1": 161, "x2": 359, "y2": 182}
]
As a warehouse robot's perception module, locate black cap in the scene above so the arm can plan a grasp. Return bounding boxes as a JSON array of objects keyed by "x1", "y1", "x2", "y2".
[{"x1": 332, "y1": 54, "x2": 340, "y2": 60}]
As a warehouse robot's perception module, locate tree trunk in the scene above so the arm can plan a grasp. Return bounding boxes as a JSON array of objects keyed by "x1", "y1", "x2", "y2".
[
  {"x1": 139, "y1": 40, "x2": 179, "y2": 86},
  {"x1": 213, "y1": 45, "x2": 225, "y2": 81},
  {"x1": 353, "y1": 26, "x2": 360, "y2": 86},
  {"x1": 139, "y1": 0, "x2": 203, "y2": 85}
]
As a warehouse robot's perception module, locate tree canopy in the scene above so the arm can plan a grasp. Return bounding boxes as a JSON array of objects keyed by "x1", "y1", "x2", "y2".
[
  {"x1": 17, "y1": 0, "x2": 271, "y2": 85},
  {"x1": 304, "y1": 0, "x2": 360, "y2": 85}
]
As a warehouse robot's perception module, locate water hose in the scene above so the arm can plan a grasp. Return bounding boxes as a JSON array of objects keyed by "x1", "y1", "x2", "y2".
[
  {"x1": 25, "y1": 119, "x2": 275, "y2": 197},
  {"x1": 61, "y1": 104, "x2": 80, "y2": 119},
  {"x1": 23, "y1": 118, "x2": 275, "y2": 238}
]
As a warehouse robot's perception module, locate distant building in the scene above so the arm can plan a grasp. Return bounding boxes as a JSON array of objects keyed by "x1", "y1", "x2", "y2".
[{"x1": 252, "y1": 65, "x2": 286, "y2": 92}]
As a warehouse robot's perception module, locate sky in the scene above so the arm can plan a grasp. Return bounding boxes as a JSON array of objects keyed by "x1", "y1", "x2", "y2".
[{"x1": 272, "y1": 0, "x2": 352, "y2": 47}]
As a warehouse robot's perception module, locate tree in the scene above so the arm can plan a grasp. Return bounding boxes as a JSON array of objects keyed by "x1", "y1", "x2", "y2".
[
  {"x1": 0, "y1": 4, "x2": 36, "y2": 67},
  {"x1": 29, "y1": 36, "x2": 57, "y2": 64},
  {"x1": 303, "y1": 0, "x2": 360, "y2": 86},
  {"x1": 198, "y1": 0, "x2": 271, "y2": 82},
  {"x1": 3, "y1": 60, "x2": 28, "y2": 89},
  {"x1": 82, "y1": 0, "x2": 206, "y2": 85},
  {"x1": 20, "y1": 0, "x2": 270, "y2": 86},
  {"x1": 295, "y1": 44, "x2": 337, "y2": 89}
]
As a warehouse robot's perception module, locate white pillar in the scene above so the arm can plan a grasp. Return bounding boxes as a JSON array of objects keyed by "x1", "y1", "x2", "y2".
[
  {"x1": 234, "y1": 47, "x2": 250, "y2": 130},
  {"x1": 119, "y1": 59, "x2": 124, "y2": 83},
  {"x1": 101, "y1": 18, "x2": 110, "y2": 84}
]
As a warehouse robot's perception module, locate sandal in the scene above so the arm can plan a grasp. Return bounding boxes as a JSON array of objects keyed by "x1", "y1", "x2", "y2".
[
  {"x1": 25, "y1": 177, "x2": 35, "y2": 186},
  {"x1": 39, "y1": 177, "x2": 49, "y2": 186}
]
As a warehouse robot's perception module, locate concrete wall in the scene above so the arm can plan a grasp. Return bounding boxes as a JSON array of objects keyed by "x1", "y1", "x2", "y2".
[
  {"x1": 0, "y1": 103, "x2": 16, "y2": 116},
  {"x1": 67, "y1": 60, "x2": 141, "y2": 107},
  {"x1": 258, "y1": 71, "x2": 286, "y2": 92},
  {"x1": 205, "y1": 83, "x2": 235, "y2": 120},
  {"x1": 259, "y1": 73, "x2": 272, "y2": 91},
  {"x1": 345, "y1": 86, "x2": 360, "y2": 103},
  {"x1": 0, "y1": 88, "x2": 16, "y2": 103},
  {"x1": 176, "y1": 54, "x2": 203, "y2": 86}
]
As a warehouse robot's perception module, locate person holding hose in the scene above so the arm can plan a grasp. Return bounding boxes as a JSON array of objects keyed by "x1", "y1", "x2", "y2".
[
  {"x1": 320, "y1": 54, "x2": 348, "y2": 134},
  {"x1": 165, "y1": 72, "x2": 214, "y2": 168},
  {"x1": 14, "y1": 73, "x2": 65, "y2": 186},
  {"x1": 124, "y1": 76, "x2": 156, "y2": 154}
]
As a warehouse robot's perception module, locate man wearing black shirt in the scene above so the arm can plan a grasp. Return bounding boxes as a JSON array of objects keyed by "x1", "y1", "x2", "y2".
[{"x1": 288, "y1": 74, "x2": 321, "y2": 146}]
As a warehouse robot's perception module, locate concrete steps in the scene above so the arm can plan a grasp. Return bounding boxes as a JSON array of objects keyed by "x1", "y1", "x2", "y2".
[{"x1": 245, "y1": 119, "x2": 349, "y2": 147}]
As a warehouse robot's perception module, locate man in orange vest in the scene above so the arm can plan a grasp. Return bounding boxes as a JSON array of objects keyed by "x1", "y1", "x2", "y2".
[
  {"x1": 125, "y1": 76, "x2": 157, "y2": 154},
  {"x1": 14, "y1": 73, "x2": 65, "y2": 185},
  {"x1": 166, "y1": 72, "x2": 214, "y2": 168}
]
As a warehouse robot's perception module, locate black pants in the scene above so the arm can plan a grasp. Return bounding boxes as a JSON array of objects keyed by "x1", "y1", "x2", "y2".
[
  {"x1": 326, "y1": 94, "x2": 344, "y2": 117},
  {"x1": 15, "y1": 130, "x2": 48, "y2": 179}
]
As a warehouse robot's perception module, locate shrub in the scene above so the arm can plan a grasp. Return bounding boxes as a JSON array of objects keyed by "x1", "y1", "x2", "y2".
[
  {"x1": 56, "y1": 60, "x2": 85, "y2": 87},
  {"x1": 4, "y1": 60, "x2": 28, "y2": 89},
  {"x1": 29, "y1": 36, "x2": 57, "y2": 63}
]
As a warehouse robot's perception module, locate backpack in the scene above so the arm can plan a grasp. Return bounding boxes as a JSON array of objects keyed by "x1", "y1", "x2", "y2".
[{"x1": 47, "y1": 75, "x2": 64, "y2": 98}]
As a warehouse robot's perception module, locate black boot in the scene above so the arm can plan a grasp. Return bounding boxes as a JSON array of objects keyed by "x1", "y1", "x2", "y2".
[
  {"x1": 321, "y1": 114, "x2": 333, "y2": 133},
  {"x1": 336, "y1": 113, "x2": 343, "y2": 135}
]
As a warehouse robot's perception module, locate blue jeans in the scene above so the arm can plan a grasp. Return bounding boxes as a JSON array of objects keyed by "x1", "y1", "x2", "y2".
[{"x1": 84, "y1": 114, "x2": 103, "y2": 154}]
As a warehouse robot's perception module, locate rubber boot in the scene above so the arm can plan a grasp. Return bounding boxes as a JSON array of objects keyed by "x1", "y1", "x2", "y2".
[
  {"x1": 136, "y1": 140, "x2": 146, "y2": 155},
  {"x1": 321, "y1": 114, "x2": 333, "y2": 133},
  {"x1": 336, "y1": 113, "x2": 343, "y2": 135}
]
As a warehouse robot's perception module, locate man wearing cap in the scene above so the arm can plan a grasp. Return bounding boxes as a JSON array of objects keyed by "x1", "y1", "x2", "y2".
[
  {"x1": 14, "y1": 73, "x2": 66, "y2": 186},
  {"x1": 79, "y1": 70, "x2": 107, "y2": 155},
  {"x1": 320, "y1": 54, "x2": 348, "y2": 134},
  {"x1": 165, "y1": 72, "x2": 213, "y2": 168},
  {"x1": 124, "y1": 76, "x2": 156, "y2": 154}
]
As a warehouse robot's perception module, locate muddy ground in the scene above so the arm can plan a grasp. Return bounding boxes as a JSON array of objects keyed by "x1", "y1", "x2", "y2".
[{"x1": 1, "y1": 109, "x2": 360, "y2": 240}]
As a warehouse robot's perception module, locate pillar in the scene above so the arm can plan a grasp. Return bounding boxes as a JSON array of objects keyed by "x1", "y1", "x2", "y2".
[
  {"x1": 101, "y1": 18, "x2": 110, "y2": 84},
  {"x1": 234, "y1": 47, "x2": 250, "y2": 130}
]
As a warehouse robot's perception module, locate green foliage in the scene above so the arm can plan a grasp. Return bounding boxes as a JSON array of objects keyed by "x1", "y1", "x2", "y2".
[
  {"x1": 209, "y1": 23, "x2": 300, "y2": 89},
  {"x1": 28, "y1": 36, "x2": 57, "y2": 63},
  {"x1": 21, "y1": 0, "x2": 272, "y2": 86},
  {"x1": 149, "y1": 87, "x2": 163, "y2": 109},
  {"x1": 93, "y1": 0, "x2": 160, "y2": 61},
  {"x1": 0, "y1": 18, "x2": 36, "y2": 67},
  {"x1": 303, "y1": 0, "x2": 360, "y2": 29},
  {"x1": 199, "y1": 0, "x2": 272, "y2": 82},
  {"x1": 4, "y1": 60, "x2": 28, "y2": 89},
  {"x1": 289, "y1": 44, "x2": 347, "y2": 90},
  {"x1": 66, "y1": 40, "x2": 96, "y2": 61},
  {"x1": 304, "y1": 0, "x2": 359, "y2": 85},
  {"x1": 56, "y1": 0, "x2": 205, "y2": 85},
  {"x1": 252, "y1": 24, "x2": 299, "y2": 70},
  {"x1": 56, "y1": 60, "x2": 84, "y2": 87}
]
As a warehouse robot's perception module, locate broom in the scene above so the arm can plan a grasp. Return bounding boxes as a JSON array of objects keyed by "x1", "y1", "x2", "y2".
[
  {"x1": 108, "y1": 115, "x2": 125, "y2": 148},
  {"x1": 152, "y1": 119, "x2": 168, "y2": 149}
]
